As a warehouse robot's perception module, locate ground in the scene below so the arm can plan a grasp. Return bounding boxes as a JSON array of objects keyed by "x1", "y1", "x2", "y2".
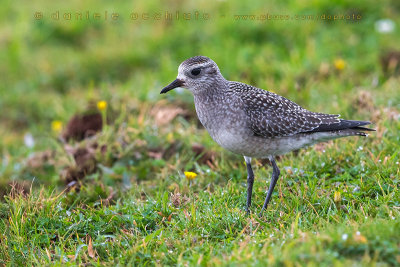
[{"x1": 0, "y1": 0, "x2": 399, "y2": 265}]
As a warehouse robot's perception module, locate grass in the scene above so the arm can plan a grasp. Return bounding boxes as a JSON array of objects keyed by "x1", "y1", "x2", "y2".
[{"x1": 0, "y1": 0, "x2": 399, "y2": 265}]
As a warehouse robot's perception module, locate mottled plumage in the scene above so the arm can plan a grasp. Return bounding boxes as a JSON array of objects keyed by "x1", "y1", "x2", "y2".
[
  {"x1": 229, "y1": 81, "x2": 370, "y2": 138},
  {"x1": 161, "y1": 55, "x2": 374, "y2": 215}
]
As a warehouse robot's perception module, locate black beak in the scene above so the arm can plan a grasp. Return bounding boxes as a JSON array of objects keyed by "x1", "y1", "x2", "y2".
[{"x1": 160, "y1": 79, "x2": 184, "y2": 94}]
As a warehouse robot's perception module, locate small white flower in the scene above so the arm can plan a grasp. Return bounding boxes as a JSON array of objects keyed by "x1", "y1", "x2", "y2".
[
  {"x1": 375, "y1": 19, "x2": 395, "y2": 33},
  {"x1": 342, "y1": 233, "x2": 348, "y2": 241},
  {"x1": 24, "y1": 133, "x2": 35, "y2": 148}
]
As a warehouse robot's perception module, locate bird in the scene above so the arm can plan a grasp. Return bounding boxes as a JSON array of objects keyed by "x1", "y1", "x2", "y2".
[{"x1": 160, "y1": 55, "x2": 374, "y2": 216}]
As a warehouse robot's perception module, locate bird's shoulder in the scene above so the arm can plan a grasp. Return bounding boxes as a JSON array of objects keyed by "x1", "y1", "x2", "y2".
[
  {"x1": 228, "y1": 81, "x2": 308, "y2": 113},
  {"x1": 227, "y1": 81, "x2": 340, "y2": 138},
  {"x1": 228, "y1": 81, "x2": 303, "y2": 111}
]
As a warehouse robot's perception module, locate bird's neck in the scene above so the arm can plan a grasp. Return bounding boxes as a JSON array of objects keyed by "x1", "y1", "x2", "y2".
[
  {"x1": 193, "y1": 81, "x2": 228, "y2": 108},
  {"x1": 192, "y1": 77, "x2": 228, "y2": 98},
  {"x1": 192, "y1": 80, "x2": 234, "y2": 131}
]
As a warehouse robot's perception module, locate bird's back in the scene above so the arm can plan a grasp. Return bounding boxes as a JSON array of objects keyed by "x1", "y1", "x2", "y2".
[{"x1": 228, "y1": 81, "x2": 372, "y2": 138}]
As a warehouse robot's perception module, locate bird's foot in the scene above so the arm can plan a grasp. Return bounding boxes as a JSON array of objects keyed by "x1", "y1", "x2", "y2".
[{"x1": 245, "y1": 206, "x2": 251, "y2": 215}]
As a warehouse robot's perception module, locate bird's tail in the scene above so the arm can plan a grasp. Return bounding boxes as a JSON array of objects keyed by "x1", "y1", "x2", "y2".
[
  {"x1": 309, "y1": 119, "x2": 375, "y2": 136},
  {"x1": 349, "y1": 125, "x2": 375, "y2": 136}
]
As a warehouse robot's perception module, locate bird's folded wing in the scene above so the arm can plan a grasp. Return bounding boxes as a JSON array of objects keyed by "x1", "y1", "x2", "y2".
[{"x1": 239, "y1": 87, "x2": 340, "y2": 138}]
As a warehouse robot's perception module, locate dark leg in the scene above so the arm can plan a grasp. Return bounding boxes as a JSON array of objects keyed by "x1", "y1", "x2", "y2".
[
  {"x1": 244, "y1": 157, "x2": 254, "y2": 213},
  {"x1": 259, "y1": 157, "x2": 280, "y2": 216}
]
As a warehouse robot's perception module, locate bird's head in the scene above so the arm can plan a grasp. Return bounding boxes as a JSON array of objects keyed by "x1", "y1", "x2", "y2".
[{"x1": 160, "y1": 56, "x2": 223, "y2": 95}]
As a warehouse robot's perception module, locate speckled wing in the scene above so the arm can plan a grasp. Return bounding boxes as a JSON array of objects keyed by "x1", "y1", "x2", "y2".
[{"x1": 229, "y1": 81, "x2": 340, "y2": 138}]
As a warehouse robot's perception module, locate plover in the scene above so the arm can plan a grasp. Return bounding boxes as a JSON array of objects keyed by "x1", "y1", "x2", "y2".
[{"x1": 160, "y1": 56, "x2": 374, "y2": 215}]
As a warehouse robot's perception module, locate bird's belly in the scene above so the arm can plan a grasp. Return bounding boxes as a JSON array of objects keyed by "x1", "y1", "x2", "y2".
[
  {"x1": 210, "y1": 128, "x2": 252, "y2": 154},
  {"x1": 209, "y1": 130, "x2": 339, "y2": 158}
]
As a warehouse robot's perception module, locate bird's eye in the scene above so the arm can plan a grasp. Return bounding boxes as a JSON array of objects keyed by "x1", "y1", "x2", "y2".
[{"x1": 191, "y1": 68, "x2": 201, "y2": 76}]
